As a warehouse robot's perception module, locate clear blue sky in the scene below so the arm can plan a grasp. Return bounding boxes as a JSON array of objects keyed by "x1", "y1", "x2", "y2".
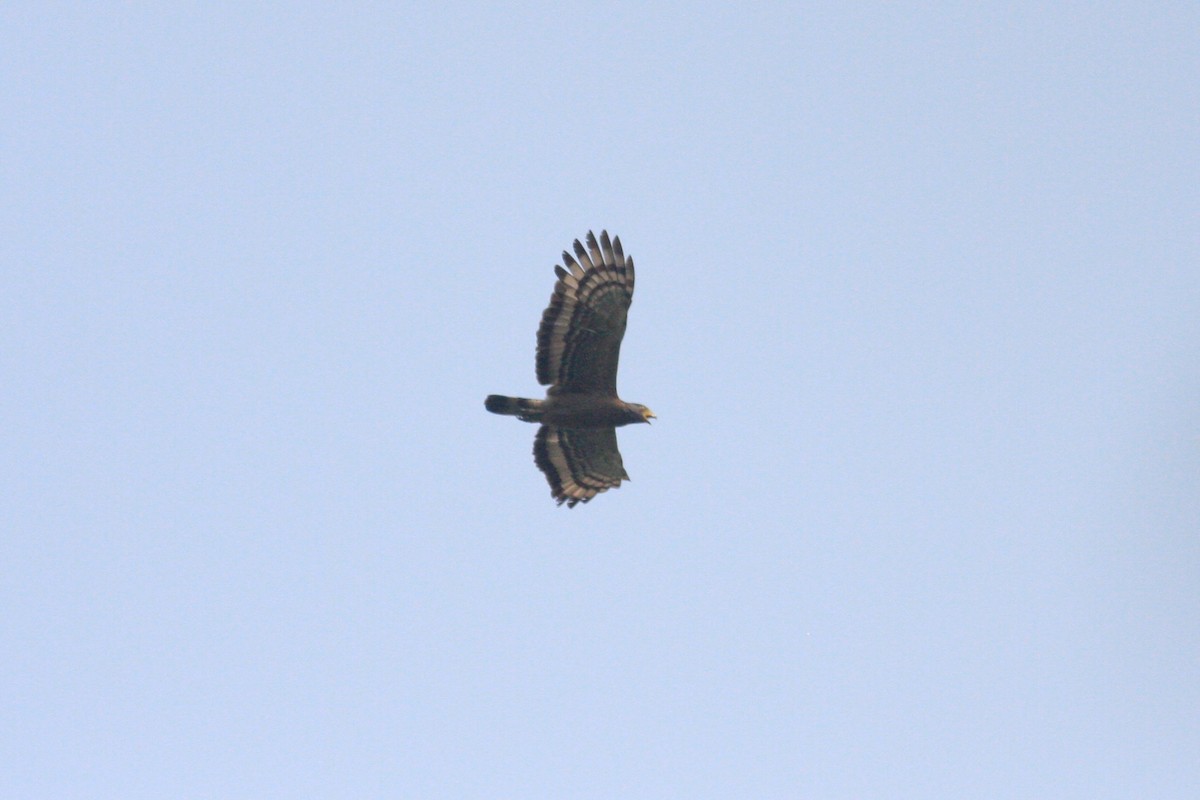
[{"x1": 3, "y1": 3, "x2": 1197, "y2": 797}]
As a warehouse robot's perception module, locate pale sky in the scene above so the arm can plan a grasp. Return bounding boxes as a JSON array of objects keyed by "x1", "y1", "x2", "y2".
[{"x1": 3, "y1": 3, "x2": 1198, "y2": 798}]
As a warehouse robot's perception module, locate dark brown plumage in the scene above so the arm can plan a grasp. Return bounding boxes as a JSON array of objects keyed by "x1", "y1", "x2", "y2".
[{"x1": 486, "y1": 230, "x2": 654, "y2": 507}]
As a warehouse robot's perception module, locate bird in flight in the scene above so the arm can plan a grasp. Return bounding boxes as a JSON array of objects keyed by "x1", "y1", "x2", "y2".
[{"x1": 486, "y1": 230, "x2": 654, "y2": 507}]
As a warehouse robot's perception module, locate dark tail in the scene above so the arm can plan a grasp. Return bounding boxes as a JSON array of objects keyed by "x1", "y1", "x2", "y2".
[{"x1": 485, "y1": 395, "x2": 544, "y2": 421}]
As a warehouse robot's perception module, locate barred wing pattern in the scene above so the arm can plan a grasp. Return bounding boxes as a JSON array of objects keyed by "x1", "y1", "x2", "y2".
[
  {"x1": 534, "y1": 425, "x2": 630, "y2": 507},
  {"x1": 536, "y1": 230, "x2": 635, "y2": 396}
]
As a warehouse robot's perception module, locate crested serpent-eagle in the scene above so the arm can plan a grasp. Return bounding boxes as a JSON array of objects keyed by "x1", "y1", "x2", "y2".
[{"x1": 485, "y1": 230, "x2": 654, "y2": 507}]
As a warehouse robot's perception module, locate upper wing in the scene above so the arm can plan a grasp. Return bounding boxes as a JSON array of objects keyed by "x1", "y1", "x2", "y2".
[
  {"x1": 536, "y1": 230, "x2": 635, "y2": 395},
  {"x1": 533, "y1": 425, "x2": 630, "y2": 507}
]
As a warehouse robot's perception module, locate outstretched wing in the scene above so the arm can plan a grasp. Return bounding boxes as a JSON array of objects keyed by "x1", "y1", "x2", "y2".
[
  {"x1": 533, "y1": 425, "x2": 630, "y2": 507},
  {"x1": 536, "y1": 230, "x2": 635, "y2": 396}
]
